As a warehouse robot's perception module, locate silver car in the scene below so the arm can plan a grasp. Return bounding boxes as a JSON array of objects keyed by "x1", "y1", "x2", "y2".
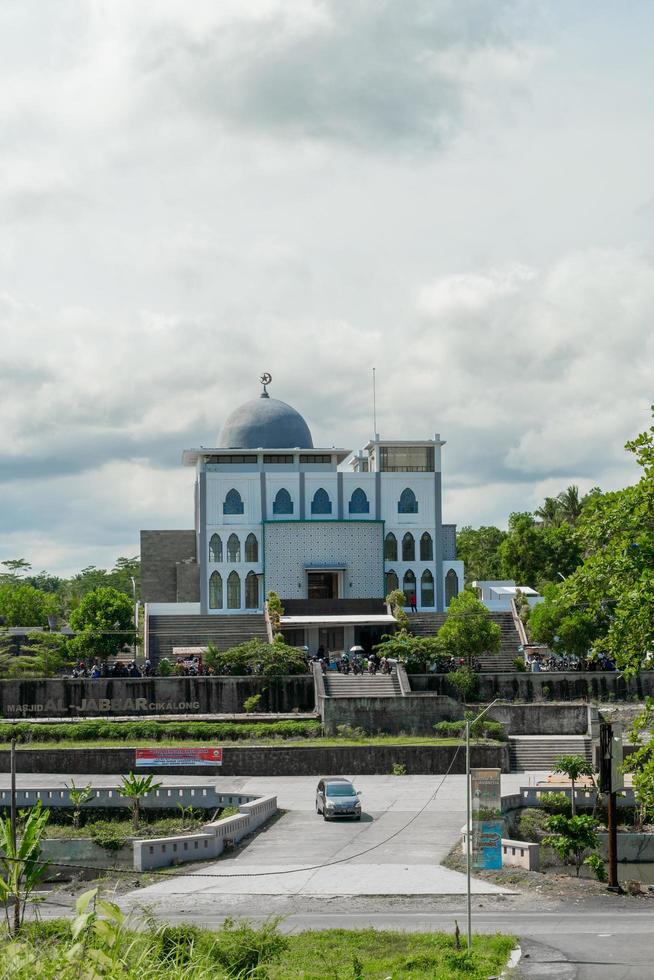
[{"x1": 315, "y1": 777, "x2": 362, "y2": 820}]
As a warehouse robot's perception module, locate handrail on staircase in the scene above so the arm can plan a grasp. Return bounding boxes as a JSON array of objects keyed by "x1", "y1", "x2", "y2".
[{"x1": 510, "y1": 597, "x2": 529, "y2": 658}]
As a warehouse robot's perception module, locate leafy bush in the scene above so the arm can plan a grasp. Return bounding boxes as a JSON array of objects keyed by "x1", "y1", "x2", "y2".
[
  {"x1": 392, "y1": 762, "x2": 407, "y2": 775},
  {"x1": 512, "y1": 657, "x2": 527, "y2": 672},
  {"x1": 211, "y1": 917, "x2": 289, "y2": 976},
  {"x1": 0, "y1": 719, "x2": 322, "y2": 744},
  {"x1": 584, "y1": 853, "x2": 607, "y2": 882},
  {"x1": 204, "y1": 638, "x2": 308, "y2": 676},
  {"x1": 516, "y1": 808, "x2": 549, "y2": 842},
  {"x1": 335, "y1": 724, "x2": 368, "y2": 739},
  {"x1": 447, "y1": 667, "x2": 479, "y2": 701},
  {"x1": 88, "y1": 821, "x2": 128, "y2": 851},
  {"x1": 242, "y1": 694, "x2": 262, "y2": 713},
  {"x1": 539, "y1": 792, "x2": 572, "y2": 815},
  {"x1": 433, "y1": 719, "x2": 507, "y2": 741}
]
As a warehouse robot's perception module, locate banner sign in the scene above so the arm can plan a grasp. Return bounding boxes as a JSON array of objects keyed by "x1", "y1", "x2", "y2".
[
  {"x1": 135, "y1": 747, "x2": 223, "y2": 767},
  {"x1": 471, "y1": 768, "x2": 502, "y2": 869}
]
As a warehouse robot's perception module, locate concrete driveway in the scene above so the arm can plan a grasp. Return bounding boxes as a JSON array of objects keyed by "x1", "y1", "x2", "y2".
[{"x1": 122, "y1": 774, "x2": 528, "y2": 908}]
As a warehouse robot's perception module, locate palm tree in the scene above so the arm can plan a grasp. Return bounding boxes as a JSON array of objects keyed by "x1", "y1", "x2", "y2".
[
  {"x1": 66, "y1": 780, "x2": 94, "y2": 830},
  {"x1": 119, "y1": 773, "x2": 162, "y2": 831},
  {"x1": 0, "y1": 800, "x2": 50, "y2": 934},
  {"x1": 557, "y1": 485, "x2": 584, "y2": 526},
  {"x1": 534, "y1": 496, "x2": 562, "y2": 527}
]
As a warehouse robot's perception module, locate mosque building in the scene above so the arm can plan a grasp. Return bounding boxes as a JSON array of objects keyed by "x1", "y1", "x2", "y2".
[{"x1": 140, "y1": 376, "x2": 463, "y2": 660}]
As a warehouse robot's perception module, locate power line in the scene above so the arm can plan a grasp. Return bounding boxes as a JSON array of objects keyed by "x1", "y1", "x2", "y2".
[{"x1": 2, "y1": 746, "x2": 463, "y2": 883}]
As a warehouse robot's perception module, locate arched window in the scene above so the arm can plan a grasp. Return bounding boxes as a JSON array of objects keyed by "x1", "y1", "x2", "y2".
[
  {"x1": 348, "y1": 488, "x2": 370, "y2": 514},
  {"x1": 227, "y1": 571, "x2": 241, "y2": 609},
  {"x1": 273, "y1": 488, "x2": 293, "y2": 515},
  {"x1": 245, "y1": 533, "x2": 258, "y2": 563},
  {"x1": 209, "y1": 533, "x2": 222, "y2": 563},
  {"x1": 403, "y1": 569, "x2": 416, "y2": 603},
  {"x1": 209, "y1": 571, "x2": 222, "y2": 609},
  {"x1": 385, "y1": 570, "x2": 399, "y2": 595},
  {"x1": 227, "y1": 533, "x2": 240, "y2": 562},
  {"x1": 245, "y1": 571, "x2": 259, "y2": 609},
  {"x1": 420, "y1": 532, "x2": 433, "y2": 561},
  {"x1": 223, "y1": 488, "x2": 244, "y2": 515},
  {"x1": 398, "y1": 487, "x2": 418, "y2": 514},
  {"x1": 445, "y1": 568, "x2": 459, "y2": 606},
  {"x1": 311, "y1": 488, "x2": 332, "y2": 515},
  {"x1": 421, "y1": 569, "x2": 434, "y2": 607},
  {"x1": 384, "y1": 532, "x2": 398, "y2": 562},
  {"x1": 402, "y1": 532, "x2": 415, "y2": 562}
]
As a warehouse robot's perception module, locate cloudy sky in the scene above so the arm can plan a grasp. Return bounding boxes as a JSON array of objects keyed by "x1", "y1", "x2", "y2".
[{"x1": 1, "y1": 1, "x2": 652, "y2": 576}]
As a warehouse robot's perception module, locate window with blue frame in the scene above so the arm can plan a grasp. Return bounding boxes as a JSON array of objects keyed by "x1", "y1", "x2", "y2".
[
  {"x1": 384, "y1": 532, "x2": 398, "y2": 561},
  {"x1": 311, "y1": 488, "x2": 332, "y2": 515},
  {"x1": 385, "y1": 569, "x2": 398, "y2": 594},
  {"x1": 245, "y1": 533, "x2": 258, "y2": 563},
  {"x1": 348, "y1": 488, "x2": 370, "y2": 514},
  {"x1": 227, "y1": 534, "x2": 241, "y2": 562},
  {"x1": 402, "y1": 532, "x2": 415, "y2": 561},
  {"x1": 421, "y1": 569, "x2": 435, "y2": 607},
  {"x1": 420, "y1": 532, "x2": 433, "y2": 561},
  {"x1": 398, "y1": 487, "x2": 418, "y2": 513},
  {"x1": 223, "y1": 488, "x2": 244, "y2": 515},
  {"x1": 273, "y1": 488, "x2": 293, "y2": 515}
]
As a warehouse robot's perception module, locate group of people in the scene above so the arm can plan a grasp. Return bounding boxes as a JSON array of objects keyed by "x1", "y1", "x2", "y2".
[
  {"x1": 313, "y1": 647, "x2": 394, "y2": 676},
  {"x1": 526, "y1": 653, "x2": 616, "y2": 672},
  {"x1": 71, "y1": 659, "x2": 155, "y2": 679}
]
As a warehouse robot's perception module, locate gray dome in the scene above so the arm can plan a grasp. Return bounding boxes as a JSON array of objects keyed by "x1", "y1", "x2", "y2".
[{"x1": 218, "y1": 393, "x2": 313, "y2": 449}]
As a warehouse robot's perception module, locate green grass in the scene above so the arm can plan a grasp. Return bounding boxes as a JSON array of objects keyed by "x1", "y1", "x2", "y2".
[
  {"x1": 0, "y1": 735, "x2": 489, "y2": 749},
  {"x1": 11, "y1": 921, "x2": 516, "y2": 979},
  {"x1": 43, "y1": 810, "x2": 239, "y2": 844}
]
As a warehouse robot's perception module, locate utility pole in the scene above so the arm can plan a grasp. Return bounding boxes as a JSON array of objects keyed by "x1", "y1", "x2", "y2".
[
  {"x1": 10, "y1": 737, "x2": 17, "y2": 853},
  {"x1": 599, "y1": 721, "x2": 622, "y2": 892},
  {"x1": 465, "y1": 698, "x2": 500, "y2": 948}
]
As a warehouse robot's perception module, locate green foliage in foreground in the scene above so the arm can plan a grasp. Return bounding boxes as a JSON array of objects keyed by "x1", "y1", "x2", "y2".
[
  {"x1": 434, "y1": 719, "x2": 507, "y2": 741},
  {"x1": 0, "y1": 719, "x2": 322, "y2": 744},
  {"x1": 9, "y1": 912, "x2": 516, "y2": 980}
]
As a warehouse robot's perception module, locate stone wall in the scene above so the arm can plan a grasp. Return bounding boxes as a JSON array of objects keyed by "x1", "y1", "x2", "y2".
[
  {"x1": 409, "y1": 671, "x2": 654, "y2": 702},
  {"x1": 140, "y1": 529, "x2": 197, "y2": 603},
  {"x1": 320, "y1": 693, "x2": 463, "y2": 735},
  {"x1": 0, "y1": 675, "x2": 315, "y2": 718},
  {"x1": 0, "y1": 743, "x2": 508, "y2": 776}
]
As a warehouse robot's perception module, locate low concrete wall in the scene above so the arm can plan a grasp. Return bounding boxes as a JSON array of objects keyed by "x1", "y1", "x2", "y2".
[
  {"x1": 41, "y1": 837, "x2": 133, "y2": 871},
  {"x1": 460, "y1": 828, "x2": 539, "y2": 871},
  {"x1": 598, "y1": 832, "x2": 654, "y2": 863},
  {"x1": 0, "y1": 784, "x2": 255, "y2": 811},
  {"x1": 320, "y1": 693, "x2": 462, "y2": 736},
  {"x1": 409, "y1": 672, "x2": 654, "y2": 702},
  {"x1": 0, "y1": 675, "x2": 315, "y2": 718},
  {"x1": 484, "y1": 703, "x2": 590, "y2": 736},
  {"x1": 0, "y1": 743, "x2": 509, "y2": 776},
  {"x1": 133, "y1": 793, "x2": 277, "y2": 871}
]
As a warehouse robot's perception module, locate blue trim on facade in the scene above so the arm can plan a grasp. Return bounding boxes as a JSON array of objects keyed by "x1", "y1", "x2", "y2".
[
  {"x1": 375, "y1": 471, "x2": 381, "y2": 519},
  {"x1": 299, "y1": 472, "x2": 306, "y2": 519},
  {"x1": 259, "y1": 472, "x2": 267, "y2": 520},
  {"x1": 337, "y1": 472, "x2": 344, "y2": 519}
]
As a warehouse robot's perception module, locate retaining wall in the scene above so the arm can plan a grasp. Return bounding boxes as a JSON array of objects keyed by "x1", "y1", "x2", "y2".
[
  {"x1": 408, "y1": 672, "x2": 654, "y2": 702},
  {"x1": 0, "y1": 743, "x2": 509, "y2": 776},
  {"x1": 0, "y1": 675, "x2": 315, "y2": 718},
  {"x1": 319, "y1": 693, "x2": 462, "y2": 736}
]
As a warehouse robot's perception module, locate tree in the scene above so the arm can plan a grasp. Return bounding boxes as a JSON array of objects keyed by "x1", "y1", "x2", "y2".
[
  {"x1": 0, "y1": 800, "x2": 50, "y2": 934},
  {"x1": 455, "y1": 526, "x2": 507, "y2": 586},
  {"x1": 374, "y1": 630, "x2": 448, "y2": 673},
  {"x1": 528, "y1": 584, "x2": 606, "y2": 659},
  {"x1": 540, "y1": 411, "x2": 654, "y2": 674},
  {"x1": 625, "y1": 699, "x2": 654, "y2": 828},
  {"x1": 68, "y1": 587, "x2": 135, "y2": 660},
  {"x1": 542, "y1": 813, "x2": 599, "y2": 876},
  {"x1": 0, "y1": 582, "x2": 59, "y2": 627},
  {"x1": 552, "y1": 754, "x2": 595, "y2": 816},
  {"x1": 534, "y1": 497, "x2": 562, "y2": 527},
  {"x1": 436, "y1": 590, "x2": 500, "y2": 669},
  {"x1": 385, "y1": 589, "x2": 409, "y2": 631},
  {"x1": 0, "y1": 631, "x2": 73, "y2": 678},
  {"x1": 204, "y1": 638, "x2": 308, "y2": 676},
  {"x1": 266, "y1": 591, "x2": 284, "y2": 635},
  {"x1": 119, "y1": 773, "x2": 162, "y2": 831},
  {"x1": 66, "y1": 780, "x2": 94, "y2": 830},
  {"x1": 499, "y1": 513, "x2": 582, "y2": 589},
  {"x1": 557, "y1": 485, "x2": 584, "y2": 526},
  {"x1": 0, "y1": 559, "x2": 32, "y2": 584}
]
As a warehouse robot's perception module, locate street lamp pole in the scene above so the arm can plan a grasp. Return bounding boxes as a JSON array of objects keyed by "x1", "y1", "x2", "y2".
[{"x1": 466, "y1": 697, "x2": 501, "y2": 949}]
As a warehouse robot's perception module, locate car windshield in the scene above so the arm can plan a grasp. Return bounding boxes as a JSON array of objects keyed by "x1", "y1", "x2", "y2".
[{"x1": 326, "y1": 783, "x2": 355, "y2": 797}]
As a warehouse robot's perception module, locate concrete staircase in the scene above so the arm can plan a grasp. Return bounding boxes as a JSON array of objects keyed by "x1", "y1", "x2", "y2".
[
  {"x1": 147, "y1": 614, "x2": 268, "y2": 663},
  {"x1": 323, "y1": 672, "x2": 402, "y2": 698},
  {"x1": 407, "y1": 611, "x2": 521, "y2": 671},
  {"x1": 509, "y1": 735, "x2": 592, "y2": 772}
]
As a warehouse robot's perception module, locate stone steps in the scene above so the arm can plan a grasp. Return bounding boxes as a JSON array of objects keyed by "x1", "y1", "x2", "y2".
[
  {"x1": 508, "y1": 735, "x2": 592, "y2": 772},
  {"x1": 324, "y1": 673, "x2": 402, "y2": 697},
  {"x1": 147, "y1": 614, "x2": 268, "y2": 662},
  {"x1": 407, "y1": 612, "x2": 521, "y2": 671}
]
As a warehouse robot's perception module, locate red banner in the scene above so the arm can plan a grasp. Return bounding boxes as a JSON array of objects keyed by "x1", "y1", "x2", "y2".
[{"x1": 135, "y1": 747, "x2": 223, "y2": 767}]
